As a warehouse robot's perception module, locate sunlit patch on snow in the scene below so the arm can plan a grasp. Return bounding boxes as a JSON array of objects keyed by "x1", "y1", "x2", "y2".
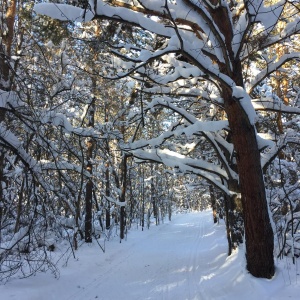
[
  {"x1": 203, "y1": 230, "x2": 215, "y2": 238},
  {"x1": 153, "y1": 279, "x2": 186, "y2": 292},
  {"x1": 142, "y1": 279, "x2": 155, "y2": 285},
  {"x1": 200, "y1": 273, "x2": 216, "y2": 282},
  {"x1": 172, "y1": 267, "x2": 189, "y2": 274},
  {"x1": 174, "y1": 222, "x2": 196, "y2": 227}
]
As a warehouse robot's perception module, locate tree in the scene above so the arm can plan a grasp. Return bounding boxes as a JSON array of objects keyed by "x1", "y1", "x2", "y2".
[
  {"x1": 0, "y1": 0, "x2": 17, "y2": 245},
  {"x1": 0, "y1": 2, "x2": 106, "y2": 277},
  {"x1": 33, "y1": 0, "x2": 300, "y2": 279}
]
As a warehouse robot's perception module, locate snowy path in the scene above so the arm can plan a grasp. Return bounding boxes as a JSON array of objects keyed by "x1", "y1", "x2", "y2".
[
  {"x1": 64, "y1": 210, "x2": 225, "y2": 300},
  {"x1": 1, "y1": 210, "x2": 299, "y2": 300}
]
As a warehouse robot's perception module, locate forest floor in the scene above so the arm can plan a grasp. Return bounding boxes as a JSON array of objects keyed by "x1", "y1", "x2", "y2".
[{"x1": 0, "y1": 210, "x2": 299, "y2": 300}]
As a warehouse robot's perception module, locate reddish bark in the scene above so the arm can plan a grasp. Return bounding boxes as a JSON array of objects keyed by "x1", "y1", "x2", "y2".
[{"x1": 223, "y1": 88, "x2": 274, "y2": 278}]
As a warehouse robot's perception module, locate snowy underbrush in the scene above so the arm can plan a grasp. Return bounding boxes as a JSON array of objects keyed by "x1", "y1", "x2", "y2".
[
  {"x1": 0, "y1": 222, "x2": 65, "y2": 282},
  {"x1": 0, "y1": 209, "x2": 174, "y2": 282},
  {"x1": 267, "y1": 158, "x2": 300, "y2": 260}
]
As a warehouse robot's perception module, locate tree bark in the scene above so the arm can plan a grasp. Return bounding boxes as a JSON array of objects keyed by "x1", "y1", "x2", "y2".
[{"x1": 223, "y1": 88, "x2": 274, "y2": 278}]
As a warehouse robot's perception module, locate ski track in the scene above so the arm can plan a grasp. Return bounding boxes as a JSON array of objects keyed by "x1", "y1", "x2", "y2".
[
  {"x1": 187, "y1": 214, "x2": 206, "y2": 300},
  {"x1": 70, "y1": 211, "x2": 222, "y2": 300}
]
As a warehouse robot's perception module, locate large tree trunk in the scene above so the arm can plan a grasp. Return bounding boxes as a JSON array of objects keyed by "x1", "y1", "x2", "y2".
[
  {"x1": 223, "y1": 88, "x2": 274, "y2": 278},
  {"x1": 208, "y1": 2, "x2": 275, "y2": 277}
]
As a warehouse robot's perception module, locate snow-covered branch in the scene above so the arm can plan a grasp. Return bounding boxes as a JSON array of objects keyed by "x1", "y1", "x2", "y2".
[
  {"x1": 252, "y1": 97, "x2": 300, "y2": 115},
  {"x1": 261, "y1": 131, "x2": 300, "y2": 171},
  {"x1": 248, "y1": 52, "x2": 300, "y2": 93},
  {"x1": 131, "y1": 148, "x2": 232, "y2": 195},
  {"x1": 0, "y1": 124, "x2": 40, "y2": 173}
]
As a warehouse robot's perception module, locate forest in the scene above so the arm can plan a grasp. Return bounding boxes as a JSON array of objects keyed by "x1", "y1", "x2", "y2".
[{"x1": 0, "y1": 0, "x2": 300, "y2": 284}]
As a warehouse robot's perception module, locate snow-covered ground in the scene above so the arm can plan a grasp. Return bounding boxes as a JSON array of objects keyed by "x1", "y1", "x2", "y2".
[{"x1": 1, "y1": 210, "x2": 299, "y2": 300}]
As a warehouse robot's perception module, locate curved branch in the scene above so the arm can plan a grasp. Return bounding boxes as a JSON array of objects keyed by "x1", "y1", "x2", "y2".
[
  {"x1": 130, "y1": 148, "x2": 232, "y2": 196},
  {"x1": 248, "y1": 52, "x2": 300, "y2": 93}
]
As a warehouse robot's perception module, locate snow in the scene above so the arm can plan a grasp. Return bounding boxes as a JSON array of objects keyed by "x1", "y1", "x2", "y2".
[
  {"x1": 0, "y1": 89, "x2": 25, "y2": 109},
  {"x1": 247, "y1": 0, "x2": 285, "y2": 35},
  {"x1": 132, "y1": 148, "x2": 229, "y2": 179},
  {"x1": 95, "y1": 1, "x2": 173, "y2": 37},
  {"x1": 0, "y1": 124, "x2": 39, "y2": 172},
  {"x1": 252, "y1": 97, "x2": 300, "y2": 114},
  {"x1": 249, "y1": 53, "x2": 300, "y2": 93},
  {"x1": 0, "y1": 210, "x2": 299, "y2": 299},
  {"x1": 232, "y1": 86, "x2": 257, "y2": 125},
  {"x1": 128, "y1": 148, "x2": 232, "y2": 195},
  {"x1": 232, "y1": 10, "x2": 248, "y2": 56},
  {"x1": 281, "y1": 16, "x2": 300, "y2": 38},
  {"x1": 256, "y1": 133, "x2": 275, "y2": 150},
  {"x1": 33, "y1": 3, "x2": 94, "y2": 22},
  {"x1": 260, "y1": 131, "x2": 299, "y2": 169}
]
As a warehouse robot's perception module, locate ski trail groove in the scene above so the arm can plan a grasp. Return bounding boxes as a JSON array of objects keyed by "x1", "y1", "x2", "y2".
[
  {"x1": 187, "y1": 213, "x2": 208, "y2": 300},
  {"x1": 66, "y1": 250, "x2": 135, "y2": 300}
]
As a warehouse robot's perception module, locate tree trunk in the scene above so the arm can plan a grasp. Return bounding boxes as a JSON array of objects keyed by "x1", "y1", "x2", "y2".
[
  {"x1": 84, "y1": 95, "x2": 96, "y2": 243},
  {"x1": 105, "y1": 165, "x2": 111, "y2": 229},
  {"x1": 208, "y1": 2, "x2": 275, "y2": 277},
  {"x1": 224, "y1": 193, "x2": 233, "y2": 256},
  {"x1": 209, "y1": 185, "x2": 218, "y2": 223},
  {"x1": 104, "y1": 99, "x2": 111, "y2": 230},
  {"x1": 0, "y1": 0, "x2": 17, "y2": 244},
  {"x1": 0, "y1": 0, "x2": 17, "y2": 91},
  {"x1": 14, "y1": 179, "x2": 25, "y2": 233},
  {"x1": 224, "y1": 88, "x2": 274, "y2": 278},
  {"x1": 85, "y1": 178, "x2": 93, "y2": 243},
  {"x1": 85, "y1": 137, "x2": 93, "y2": 243},
  {"x1": 223, "y1": 193, "x2": 244, "y2": 256},
  {"x1": 141, "y1": 165, "x2": 145, "y2": 230},
  {"x1": 272, "y1": 21, "x2": 289, "y2": 135},
  {"x1": 0, "y1": 152, "x2": 4, "y2": 242},
  {"x1": 129, "y1": 167, "x2": 134, "y2": 227},
  {"x1": 119, "y1": 155, "x2": 128, "y2": 240}
]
